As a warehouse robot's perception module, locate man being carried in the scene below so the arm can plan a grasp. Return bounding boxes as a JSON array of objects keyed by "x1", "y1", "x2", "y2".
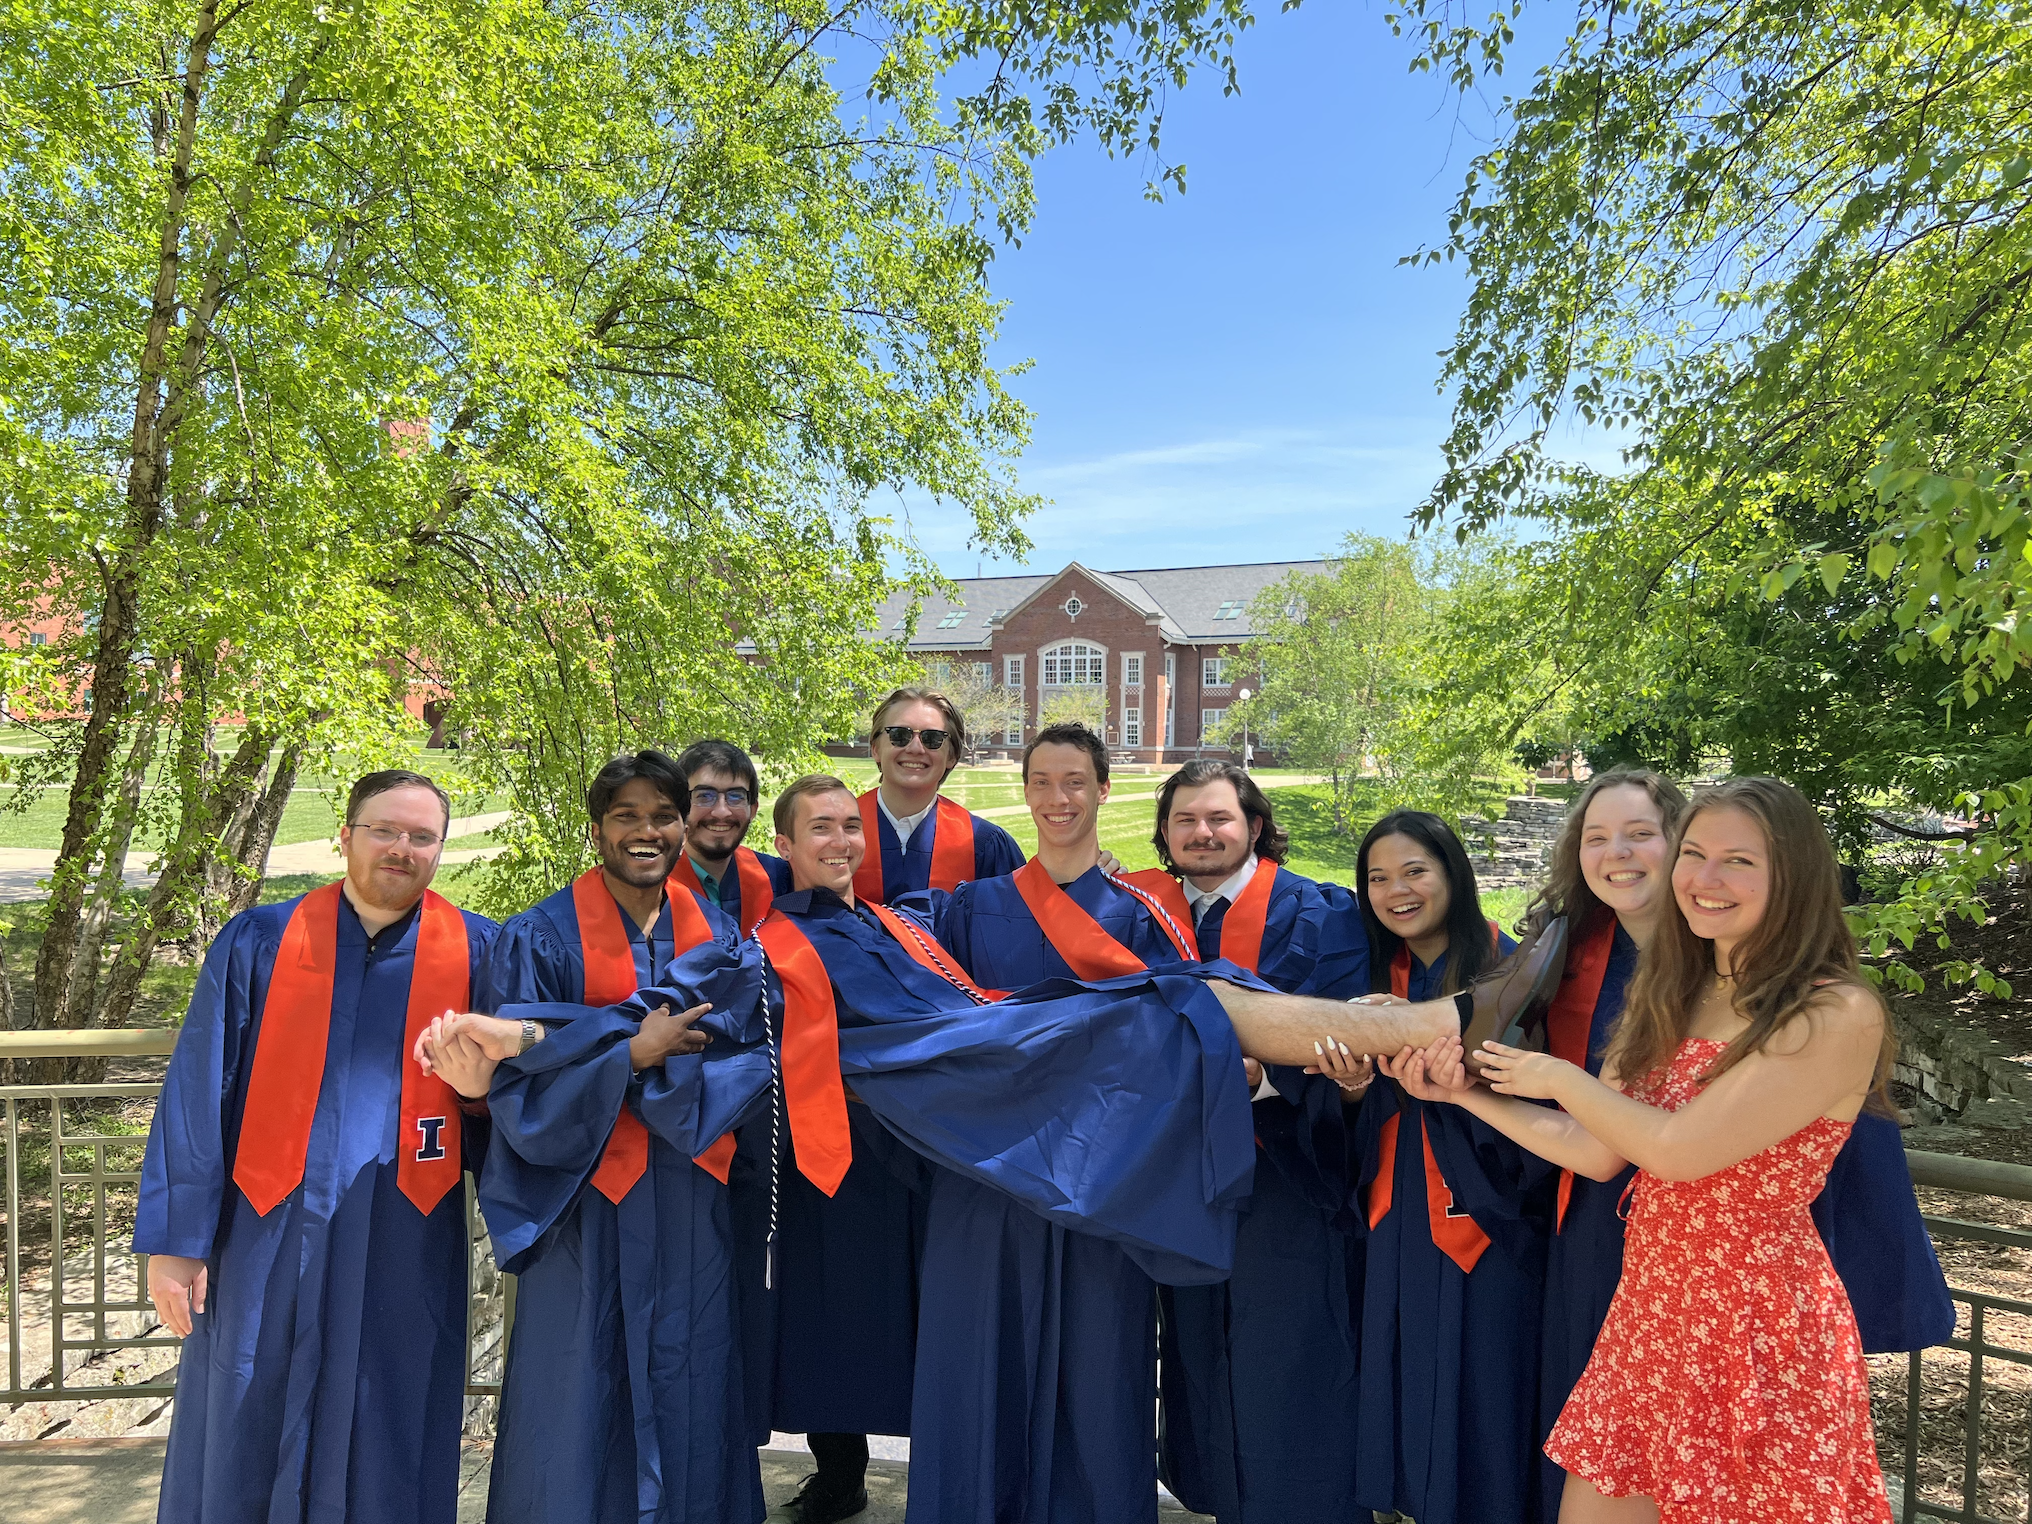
[
  {"x1": 1131, "y1": 760, "x2": 1374, "y2": 1524},
  {"x1": 852, "y1": 686, "x2": 1023, "y2": 904},
  {"x1": 675, "y1": 738, "x2": 793, "y2": 937},
  {"x1": 426, "y1": 748, "x2": 774, "y2": 1524},
  {"x1": 139, "y1": 771, "x2": 497, "y2": 1524}
]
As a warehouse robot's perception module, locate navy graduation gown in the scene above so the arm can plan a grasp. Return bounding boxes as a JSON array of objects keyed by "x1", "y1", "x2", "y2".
[
  {"x1": 1534, "y1": 923, "x2": 1640, "y2": 1519},
  {"x1": 1159, "y1": 869, "x2": 1373, "y2": 1524},
  {"x1": 728, "y1": 897, "x2": 929, "y2": 1443},
  {"x1": 476, "y1": 888, "x2": 774, "y2": 1524},
  {"x1": 1352, "y1": 934, "x2": 1556, "y2": 1524},
  {"x1": 137, "y1": 893, "x2": 498, "y2": 1524},
  {"x1": 865, "y1": 800, "x2": 1024, "y2": 900},
  {"x1": 571, "y1": 882, "x2": 1260, "y2": 1524},
  {"x1": 912, "y1": 866, "x2": 1199, "y2": 1524}
]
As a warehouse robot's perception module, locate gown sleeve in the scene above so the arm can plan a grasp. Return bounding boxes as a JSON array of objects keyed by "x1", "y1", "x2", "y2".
[
  {"x1": 134, "y1": 911, "x2": 274, "y2": 1260},
  {"x1": 975, "y1": 819, "x2": 1026, "y2": 876},
  {"x1": 481, "y1": 934, "x2": 773, "y2": 1272}
]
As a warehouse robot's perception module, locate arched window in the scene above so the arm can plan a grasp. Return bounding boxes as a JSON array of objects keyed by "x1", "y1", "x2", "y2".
[{"x1": 1040, "y1": 641, "x2": 1107, "y2": 686}]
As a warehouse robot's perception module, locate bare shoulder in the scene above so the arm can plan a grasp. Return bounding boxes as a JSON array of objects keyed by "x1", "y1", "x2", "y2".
[
  {"x1": 1757, "y1": 979, "x2": 1882, "y2": 1061},
  {"x1": 1801, "y1": 979, "x2": 1885, "y2": 1040}
]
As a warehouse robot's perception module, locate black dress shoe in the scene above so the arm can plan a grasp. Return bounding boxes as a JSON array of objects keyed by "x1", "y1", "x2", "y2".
[
  {"x1": 779, "y1": 1472, "x2": 869, "y2": 1524},
  {"x1": 1461, "y1": 915, "x2": 1569, "y2": 1069}
]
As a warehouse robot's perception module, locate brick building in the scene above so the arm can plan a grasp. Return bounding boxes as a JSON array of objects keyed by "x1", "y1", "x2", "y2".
[{"x1": 861, "y1": 559, "x2": 1326, "y2": 764}]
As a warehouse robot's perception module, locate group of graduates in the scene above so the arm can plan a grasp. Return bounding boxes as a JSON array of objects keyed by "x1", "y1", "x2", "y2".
[{"x1": 136, "y1": 685, "x2": 1951, "y2": 1524}]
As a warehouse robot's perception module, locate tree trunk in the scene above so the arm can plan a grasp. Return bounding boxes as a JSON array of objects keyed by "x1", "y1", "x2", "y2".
[
  {"x1": 95, "y1": 724, "x2": 273, "y2": 1035},
  {"x1": 220, "y1": 740, "x2": 306, "y2": 921},
  {"x1": 31, "y1": 0, "x2": 224, "y2": 1036},
  {"x1": 67, "y1": 698, "x2": 163, "y2": 1024}
]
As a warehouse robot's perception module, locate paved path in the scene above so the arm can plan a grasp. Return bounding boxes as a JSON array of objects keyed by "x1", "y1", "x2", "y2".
[
  {"x1": 0, "y1": 812, "x2": 513, "y2": 902},
  {"x1": 0, "y1": 1438, "x2": 1213, "y2": 1522}
]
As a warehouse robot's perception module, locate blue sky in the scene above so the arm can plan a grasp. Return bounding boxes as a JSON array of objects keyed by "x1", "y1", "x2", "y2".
[{"x1": 888, "y1": 2, "x2": 1584, "y2": 577}]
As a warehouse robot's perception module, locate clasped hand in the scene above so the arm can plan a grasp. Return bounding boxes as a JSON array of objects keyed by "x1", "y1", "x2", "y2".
[
  {"x1": 1377, "y1": 1035, "x2": 1575, "y2": 1103},
  {"x1": 412, "y1": 1004, "x2": 715, "y2": 1100}
]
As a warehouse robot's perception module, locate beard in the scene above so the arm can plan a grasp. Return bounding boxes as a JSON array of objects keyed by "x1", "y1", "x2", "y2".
[
  {"x1": 603, "y1": 843, "x2": 676, "y2": 886},
  {"x1": 351, "y1": 857, "x2": 429, "y2": 911}
]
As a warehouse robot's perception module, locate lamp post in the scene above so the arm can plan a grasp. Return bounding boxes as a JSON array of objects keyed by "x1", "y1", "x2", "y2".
[{"x1": 1236, "y1": 687, "x2": 1252, "y2": 773}]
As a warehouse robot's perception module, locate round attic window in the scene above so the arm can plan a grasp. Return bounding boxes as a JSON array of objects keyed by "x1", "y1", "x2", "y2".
[{"x1": 1063, "y1": 596, "x2": 1084, "y2": 618}]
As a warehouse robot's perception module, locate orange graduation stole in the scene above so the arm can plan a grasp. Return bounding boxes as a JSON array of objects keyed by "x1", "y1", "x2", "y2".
[
  {"x1": 866, "y1": 902, "x2": 1008, "y2": 1002},
  {"x1": 235, "y1": 882, "x2": 469, "y2": 1218},
  {"x1": 687, "y1": 845, "x2": 778, "y2": 938},
  {"x1": 573, "y1": 868, "x2": 734, "y2": 1197},
  {"x1": 1546, "y1": 910, "x2": 1617, "y2": 1230},
  {"x1": 852, "y1": 791, "x2": 976, "y2": 904},
  {"x1": 1014, "y1": 859, "x2": 1198, "y2": 978},
  {"x1": 752, "y1": 911, "x2": 855, "y2": 1195},
  {"x1": 1367, "y1": 918, "x2": 1503, "y2": 1273},
  {"x1": 1127, "y1": 861, "x2": 1280, "y2": 973}
]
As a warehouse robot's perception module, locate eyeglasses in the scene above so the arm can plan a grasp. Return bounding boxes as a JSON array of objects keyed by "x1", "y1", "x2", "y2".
[
  {"x1": 350, "y1": 823, "x2": 444, "y2": 851},
  {"x1": 881, "y1": 725, "x2": 950, "y2": 751},
  {"x1": 691, "y1": 788, "x2": 752, "y2": 809}
]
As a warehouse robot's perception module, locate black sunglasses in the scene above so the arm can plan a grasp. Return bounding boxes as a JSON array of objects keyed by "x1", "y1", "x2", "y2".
[{"x1": 881, "y1": 725, "x2": 951, "y2": 751}]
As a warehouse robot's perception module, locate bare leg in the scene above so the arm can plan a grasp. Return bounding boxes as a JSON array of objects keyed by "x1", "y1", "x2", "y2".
[
  {"x1": 1559, "y1": 1472, "x2": 1659, "y2": 1523},
  {"x1": 1208, "y1": 982, "x2": 1458, "y2": 1068}
]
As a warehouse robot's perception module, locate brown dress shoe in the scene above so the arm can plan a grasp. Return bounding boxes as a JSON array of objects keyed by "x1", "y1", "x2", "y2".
[{"x1": 1460, "y1": 916, "x2": 1570, "y2": 1074}]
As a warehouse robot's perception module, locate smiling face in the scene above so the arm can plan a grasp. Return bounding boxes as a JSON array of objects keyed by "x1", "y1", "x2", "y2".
[
  {"x1": 776, "y1": 787, "x2": 866, "y2": 898},
  {"x1": 1672, "y1": 803, "x2": 1772, "y2": 963},
  {"x1": 1578, "y1": 784, "x2": 1672, "y2": 920},
  {"x1": 339, "y1": 783, "x2": 447, "y2": 914},
  {"x1": 1162, "y1": 778, "x2": 1259, "y2": 885},
  {"x1": 1025, "y1": 741, "x2": 1110, "y2": 855},
  {"x1": 1365, "y1": 832, "x2": 1452, "y2": 946},
  {"x1": 872, "y1": 698, "x2": 958, "y2": 797},
  {"x1": 592, "y1": 776, "x2": 686, "y2": 890},
  {"x1": 684, "y1": 764, "x2": 755, "y2": 866}
]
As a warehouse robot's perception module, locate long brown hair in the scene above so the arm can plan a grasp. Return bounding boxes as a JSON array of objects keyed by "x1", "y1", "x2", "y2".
[
  {"x1": 1524, "y1": 769, "x2": 1690, "y2": 937},
  {"x1": 1605, "y1": 776, "x2": 1895, "y2": 1102}
]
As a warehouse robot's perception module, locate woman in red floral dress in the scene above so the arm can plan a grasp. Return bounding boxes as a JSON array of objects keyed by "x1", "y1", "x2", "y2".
[{"x1": 1388, "y1": 776, "x2": 1895, "y2": 1523}]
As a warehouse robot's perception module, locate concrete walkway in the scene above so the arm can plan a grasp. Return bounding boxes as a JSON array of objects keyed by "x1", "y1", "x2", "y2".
[{"x1": 0, "y1": 1438, "x2": 1213, "y2": 1522}]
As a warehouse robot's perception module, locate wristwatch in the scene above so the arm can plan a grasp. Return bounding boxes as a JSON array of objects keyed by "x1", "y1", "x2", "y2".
[{"x1": 517, "y1": 1018, "x2": 539, "y2": 1056}]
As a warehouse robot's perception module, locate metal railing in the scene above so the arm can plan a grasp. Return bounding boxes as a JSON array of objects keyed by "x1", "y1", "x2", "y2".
[
  {"x1": 0, "y1": 1030, "x2": 511, "y2": 1412},
  {"x1": 1901, "y1": 1149, "x2": 2032, "y2": 1524}
]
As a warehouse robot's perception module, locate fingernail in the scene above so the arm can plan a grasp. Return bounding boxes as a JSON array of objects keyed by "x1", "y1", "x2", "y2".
[
  {"x1": 1338, "y1": 1042, "x2": 1351, "y2": 1057},
  {"x1": 1313, "y1": 1041, "x2": 1324, "y2": 1056}
]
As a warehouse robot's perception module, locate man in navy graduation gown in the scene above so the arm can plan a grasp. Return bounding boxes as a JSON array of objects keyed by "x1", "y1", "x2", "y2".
[
  {"x1": 910, "y1": 722, "x2": 1209, "y2": 1524},
  {"x1": 724, "y1": 779, "x2": 934, "y2": 1524},
  {"x1": 138, "y1": 770, "x2": 498, "y2": 1524},
  {"x1": 852, "y1": 684, "x2": 1023, "y2": 904},
  {"x1": 1140, "y1": 761, "x2": 1374, "y2": 1524},
  {"x1": 675, "y1": 738, "x2": 794, "y2": 935},
  {"x1": 437, "y1": 748, "x2": 774, "y2": 1524}
]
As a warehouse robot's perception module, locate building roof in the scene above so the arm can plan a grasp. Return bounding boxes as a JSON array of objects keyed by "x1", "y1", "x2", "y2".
[{"x1": 867, "y1": 559, "x2": 1330, "y2": 651}]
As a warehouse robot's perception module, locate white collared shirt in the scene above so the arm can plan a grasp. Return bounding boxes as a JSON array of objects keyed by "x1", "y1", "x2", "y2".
[
  {"x1": 1181, "y1": 854, "x2": 1259, "y2": 926},
  {"x1": 1180, "y1": 856, "x2": 1276, "y2": 1100},
  {"x1": 878, "y1": 791, "x2": 936, "y2": 849}
]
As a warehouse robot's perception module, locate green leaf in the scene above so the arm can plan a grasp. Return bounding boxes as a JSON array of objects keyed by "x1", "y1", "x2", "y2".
[{"x1": 1818, "y1": 552, "x2": 1850, "y2": 595}]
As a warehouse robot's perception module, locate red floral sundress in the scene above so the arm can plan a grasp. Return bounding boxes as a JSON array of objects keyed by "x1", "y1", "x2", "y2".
[{"x1": 1545, "y1": 1037, "x2": 1891, "y2": 1522}]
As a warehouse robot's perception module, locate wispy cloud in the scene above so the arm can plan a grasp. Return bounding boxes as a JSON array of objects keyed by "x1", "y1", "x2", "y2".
[{"x1": 897, "y1": 419, "x2": 1454, "y2": 573}]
